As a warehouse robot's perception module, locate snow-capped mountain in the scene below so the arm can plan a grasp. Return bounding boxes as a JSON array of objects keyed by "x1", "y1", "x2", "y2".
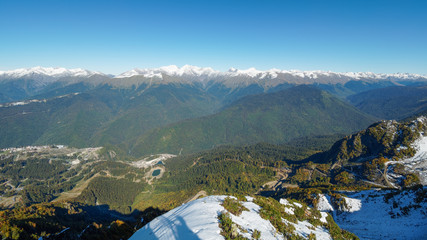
[
  {"x1": 2, "y1": 65, "x2": 426, "y2": 82},
  {"x1": 2, "y1": 65, "x2": 427, "y2": 104},
  {"x1": 0, "y1": 66, "x2": 104, "y2": 80},
  {"x1": 115, "y1": 65, "x2": 427, "y2": 82},
  {"x1": 0, "y1": 67, "x2": 110, "y2": 103},
  {"x1": 115, "y1": 65, "x2": 219, "y2": 79}
]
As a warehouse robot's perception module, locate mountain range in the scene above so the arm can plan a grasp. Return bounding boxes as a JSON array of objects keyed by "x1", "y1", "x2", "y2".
[
  {"x1": 1, "y1": 66, "x2": 426, "y2": 103},
  {"x1": 1, "y1": 66, "x2": 426, "y2": 155},
  {"x1": 1, "y1": 88, "x2": 426, "y2": 240}
]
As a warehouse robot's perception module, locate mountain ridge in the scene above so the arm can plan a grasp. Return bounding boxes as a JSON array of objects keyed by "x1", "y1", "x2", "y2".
[
  {"x1": 2, "y1": 65, "x2": 426, "y2": 82},
  {"x1": 2, "y1": 65, "x2": 427, "y2": 104}
]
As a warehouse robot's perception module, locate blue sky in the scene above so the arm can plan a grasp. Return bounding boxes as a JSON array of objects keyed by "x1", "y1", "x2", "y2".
[{"x1": 0, "y1": 0, "x2": 426, "y2": 75}]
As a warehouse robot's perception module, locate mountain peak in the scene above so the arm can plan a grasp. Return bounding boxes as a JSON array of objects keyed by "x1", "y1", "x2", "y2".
[
  {"x1": 115, "y1": 65, "x2": 219, "y2": 79},
  {"x1": 0, "y1": 66, "x2": 103, "y2": 79},
  {"x1": 115, "y1": 65, "x2": 427, "y2": 81}
]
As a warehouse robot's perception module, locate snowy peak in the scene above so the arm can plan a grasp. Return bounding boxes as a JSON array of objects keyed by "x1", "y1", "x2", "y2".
[
  {"x1": 0, "y1": 66, "x2": 104, "y2": 79},
  {"x1": 231, "y1": 68, "x2": 427, "y2": 80},
  {"x1": 116, "y1": 65, "x2": 427, "y2": 81},
  {"x1": 115, "y1": 65, "x2": 219, "y2": 79},
  {"x1": 2, "y1": 66, "x2": 426, "y2": 82}
]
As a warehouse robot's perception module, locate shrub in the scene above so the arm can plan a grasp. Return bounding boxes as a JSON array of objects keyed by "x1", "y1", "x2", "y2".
[
  {"x1": 222, "y1": 197, "x2": 248, "y2": 216},
  {"x1": 217, "y1": 211, "x2": 248, "y2": 240},
  {"x1": 403, "y1": 173, "x2": 420, "y2": 188},
  {"x1": 334, "y1": 171, "x2": 355, "y2": 185},
  {"x1": 252, "y1": 229, "x2": 261, "y2": 239}
]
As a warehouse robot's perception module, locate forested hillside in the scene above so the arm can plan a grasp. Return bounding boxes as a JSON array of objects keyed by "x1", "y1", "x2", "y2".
[
  {"x1": 1, "y1": 115, "x2": 426, "y2": 239},
  {"x1": 0, "y1": 84, "x2": 220, "y2": 149},
  {"x1": 347, "y1": 85, "x2": 427, "y2": 120},
  {"x1": 131, "y1": 85, "x2": 376, "y2": 156}
]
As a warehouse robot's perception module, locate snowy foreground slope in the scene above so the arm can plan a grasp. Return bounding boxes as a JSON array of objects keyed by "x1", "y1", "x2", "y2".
[
  {"x1": 399, "y1": 135, "x2": 427, "y2": 185},
  {"x1": 318, "y1": 188, "x2": 427, "y2": 240},
  {"x1": 129, "y1": 195, "x2": 335, "y2": 240}
]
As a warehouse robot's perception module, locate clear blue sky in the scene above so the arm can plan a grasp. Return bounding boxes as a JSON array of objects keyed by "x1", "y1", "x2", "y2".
[{"x1": 0, "y1": 0, "x2": 426, "y2": 75}]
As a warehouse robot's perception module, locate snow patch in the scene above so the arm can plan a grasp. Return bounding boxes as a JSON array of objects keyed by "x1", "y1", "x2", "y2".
[
  {"x1": 401, "y1": 135, "x2": 427, "y2": 185},
  {"x1": 319, "y1": 212, "x2": 328, "y2": 224},
  {"x1": 245, "y1": 196, "x2": 254, "y2": 202},
  {"x1": 71, "y1": 159, "x2": 80, "y2": 165},
  {"x1": 230, "y1": 201, "x2": 284, "y2": 240},
  {"x1": 293, "y1": 202, "x2": 303, "y2": 208},
  {"x1": 340, "y1": 196, "x2": 362, "y2": 212},
  {"x1": 317, "y1": 194, "x2": 334, "y2": 212},
  {"x1": 279, "y1": 198, "x2": 296, "y2": 214},
  {"x1": 279, "y1": 198, "x2": 289, "y2": 205},
  {"x1": 284, "y1": 206, "x2": 295, "y2": 215},
  {"x1": 283, "y1": 219, "x2": 332, "y2": 240},
  {"x1": 316, "y1": 193, "x2": 361, "y2": 213}
]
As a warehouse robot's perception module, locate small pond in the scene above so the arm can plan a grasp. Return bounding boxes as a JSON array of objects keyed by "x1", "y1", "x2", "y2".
[{"x1": 152, "y1": 169, "x2": 161, "y2": 177}]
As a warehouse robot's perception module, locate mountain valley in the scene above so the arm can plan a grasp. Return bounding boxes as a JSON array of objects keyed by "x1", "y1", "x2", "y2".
[{"x1": 0, "y1": 66, "x2": 426, "y2": 240}]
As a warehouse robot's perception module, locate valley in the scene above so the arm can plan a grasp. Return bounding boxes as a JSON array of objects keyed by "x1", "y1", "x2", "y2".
[{"x1": 0, "y1": 67, "x2": 426, "y2": 240}]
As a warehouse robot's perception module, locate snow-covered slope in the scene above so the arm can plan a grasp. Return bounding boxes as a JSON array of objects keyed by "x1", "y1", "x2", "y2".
[
  {"x1": 383, "y1": 117, "x2": 427, "y2": 187},
  {"x1": 129, "y1": 195, "x2": 278, "y2": 240},
  {"x1": 398, "y1": 135, "x2": 427, "y2": 185},
  {"x1": 316, "y1": 188, "x2": 427, "y2": 240},
  {"x1": 130, "y1": 195, "x2": 338, "y2": 240}
]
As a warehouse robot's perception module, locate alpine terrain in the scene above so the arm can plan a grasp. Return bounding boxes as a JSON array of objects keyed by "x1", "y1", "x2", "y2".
[{"x1": 0, "y1": 66, "x2": 426, "y2": 240}]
